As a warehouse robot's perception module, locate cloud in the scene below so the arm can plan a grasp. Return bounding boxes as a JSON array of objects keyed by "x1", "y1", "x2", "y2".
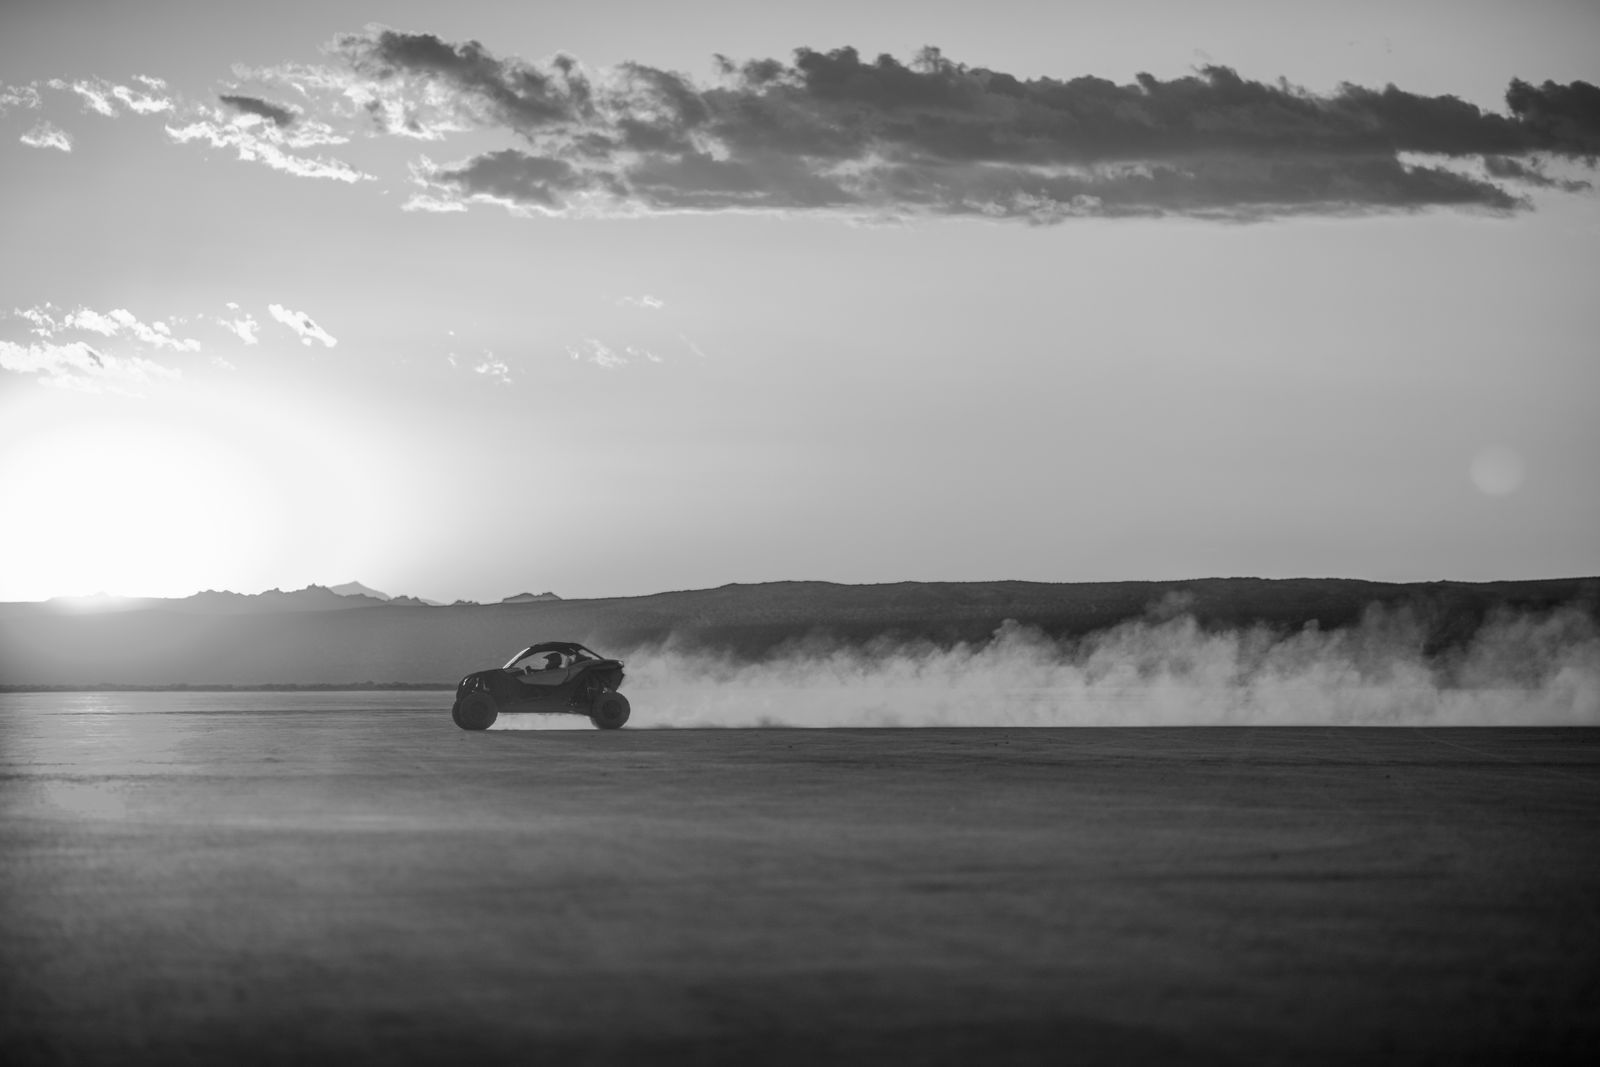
[
  {"x1": 333, "y1": 28, "x2": 595, "y2": 132},
  {"x1": 1483, "y1": 153, "x2": 1592, "y2": 192},
  {"x1": 428, "y1": 148, "x2": 596, "y2": 211},
  {"x1": 406, "y1": 155, "x2": 591, "y2": 217},
  {"x1": 61, "y1": 308, "x2": 120, "y2": 335},
  {"x1": 401, "y1": 191, "x2": 469, "y2": 212},
  {"x1": 568, "y1": 338, "x2": 627, "y2": 368},
  {"x1": 59, "y1": 77, "x2": 172, "y2": 117},
  {"x1": 65, "y1": 78, "x2": 117, "y2": 117},
  {"x1": 11, "y1": 304, "x2": 201, "y2": 352},
  {"x1": 218, "y1": 93, "x2": 298, "y2": 128},
  {"x1": 64, "y1": 307, "x2": 200, "y2": 351},
  {"x1": 1, "y1": 83, "x2": 41, "y2": 113},
  {"x1": 1506, "y1": 77, "x2": 1600, "y2": 148},
  {"x1": 166, "y1": 115, "x2": 370, "y2": 182},
  {"x1": 241, "y1": 58, "x2": 471, "y2": 141},
  {"x1": 8, "y1": 74, "x2": 357, "y2": 183},
  {"x1": 325, "y1": 31, "x2": 1598, "y2": 221},
  {"x1": 217, "y1": 310, "x2": 261, "y2": 344},
  {"x1": 267, "y1": 303, "x2": 338, "y2": 347},
  {"x1": 620, "y1": 294, "x2": 665, "y2": 310},
  {"x1": 12, "y1": 306, "x2": 58, "y2": 335},
  {"x1": 111, "y1": 82, "x2": 174, "y2": 115},
  {"x1": 19, "y1": 121, "x2": 72, "y2": 152},
  {"x1": 473, "y1": 355, "x2": 512, "y2": 383},
  {"x1": 0, "y1": 339, "x2": 180, "y2": 394}
]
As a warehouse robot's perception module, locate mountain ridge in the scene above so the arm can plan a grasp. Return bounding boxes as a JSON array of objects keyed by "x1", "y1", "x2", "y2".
[
  {"x1": 327, "y1": 581, "x2": 392, "y2": 601},
  {"x1": 1, "y1": 576, "x2": 1594, "y2": 687},
  {"x1": 21, "y1": 583, "x2": 463, "y2": 614}
]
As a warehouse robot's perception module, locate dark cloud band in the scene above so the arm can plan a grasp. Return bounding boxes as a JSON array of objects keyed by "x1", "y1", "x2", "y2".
[{"x1": 335, "y1": 30, "x2": 1598, "y2": 221}]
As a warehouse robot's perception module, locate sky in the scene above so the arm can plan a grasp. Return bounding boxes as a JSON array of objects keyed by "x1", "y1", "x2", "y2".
[{"x1": 1, "y1": 0, "x2": 1597, "y2": 603}]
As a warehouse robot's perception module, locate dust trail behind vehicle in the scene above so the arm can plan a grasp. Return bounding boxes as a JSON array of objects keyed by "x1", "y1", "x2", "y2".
[{"x1": 586, "y1": 604, "x2": 1599, "y2": 729}]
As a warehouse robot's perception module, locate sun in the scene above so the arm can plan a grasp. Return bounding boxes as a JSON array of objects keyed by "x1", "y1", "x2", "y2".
[{"x1": 0, "y1": 409, "x2": 278, "y2": 600}]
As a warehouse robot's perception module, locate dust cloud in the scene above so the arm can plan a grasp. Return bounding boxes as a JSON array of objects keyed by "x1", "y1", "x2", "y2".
[{"x1": 608, "y1": 605, "x2": 1598, "y2": 728}]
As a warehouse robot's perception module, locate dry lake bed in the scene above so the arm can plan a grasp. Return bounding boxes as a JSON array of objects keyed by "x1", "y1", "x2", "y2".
[{"x1": 1, "y1": 692, "x2": 1596, "y2": 1064}]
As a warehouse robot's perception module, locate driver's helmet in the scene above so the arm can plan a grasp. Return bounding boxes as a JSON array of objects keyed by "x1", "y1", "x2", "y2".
[{"x1": 544, "y1": 652, "x2": 563, "y2": 670}]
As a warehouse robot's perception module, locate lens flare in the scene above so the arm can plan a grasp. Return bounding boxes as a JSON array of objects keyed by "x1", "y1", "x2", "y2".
[{"x1": 1469, "y1": 445, "x2": 1524, "y2": 496}]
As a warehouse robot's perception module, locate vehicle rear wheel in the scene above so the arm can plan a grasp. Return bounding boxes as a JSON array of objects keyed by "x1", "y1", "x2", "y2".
[
  {"x1": 589, "y1": 692, "x2": 630, "y2": 730},
  {"x1": 455, "y1": 692, "x2": 498, "y2": 731}
]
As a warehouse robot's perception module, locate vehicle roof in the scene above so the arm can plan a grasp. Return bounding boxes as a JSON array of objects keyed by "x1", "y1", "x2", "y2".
[{"x1": 515, "y1": 641, "x2": 598, "y2": 656}]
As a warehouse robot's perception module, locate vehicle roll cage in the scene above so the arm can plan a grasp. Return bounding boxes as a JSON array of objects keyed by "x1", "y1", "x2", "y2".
[{"x1": 502, "y1": 642, "x2": 607, "y2": 669}]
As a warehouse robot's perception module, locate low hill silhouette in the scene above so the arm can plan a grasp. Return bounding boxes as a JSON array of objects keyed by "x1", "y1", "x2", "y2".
[{"x1": 0, "y1": 577, "x2": 1594, "y2": 688}]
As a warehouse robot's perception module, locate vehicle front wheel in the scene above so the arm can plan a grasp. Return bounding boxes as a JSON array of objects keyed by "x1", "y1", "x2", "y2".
[
  {"x1": 455, "y1": 692, "x2": 499, "y2": 731},
  {"x1": 589, "y1": 692, "x2": 630, "y2": 730}
]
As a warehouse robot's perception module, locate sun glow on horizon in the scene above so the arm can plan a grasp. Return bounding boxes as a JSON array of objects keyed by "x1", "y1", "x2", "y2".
[
  {"x1": 0, "y1": 412, "x2": 280, "y2": 599},
  {"x1": 0, "y1": 381, "x2": 405, "y2": 601}
]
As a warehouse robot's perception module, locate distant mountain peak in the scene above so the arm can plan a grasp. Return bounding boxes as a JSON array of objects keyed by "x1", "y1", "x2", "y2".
[
  {"x1": 389, "y1": 594, "x2": 443, "y2": 607},
  {"x1": 501, "y1": 591, "x2": 561, "y2": 603},
  {"x1": 328, "y1": 581, "x2": 391, "y2": 601}
]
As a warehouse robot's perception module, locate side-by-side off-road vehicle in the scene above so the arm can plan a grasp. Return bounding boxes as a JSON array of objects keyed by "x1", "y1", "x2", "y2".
[{"x1": 451, "y1": 642, "x2": 630, "y2": 730}]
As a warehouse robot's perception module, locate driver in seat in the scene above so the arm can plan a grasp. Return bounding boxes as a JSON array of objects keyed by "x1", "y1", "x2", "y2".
[{"x1": 517, "y1": 651, "x2": 567, "y2": 685}]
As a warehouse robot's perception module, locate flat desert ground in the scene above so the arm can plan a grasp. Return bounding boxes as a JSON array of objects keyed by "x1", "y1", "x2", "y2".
[{"x1": 2, "y1": 694, "x2": 1596, "y2": 1065}]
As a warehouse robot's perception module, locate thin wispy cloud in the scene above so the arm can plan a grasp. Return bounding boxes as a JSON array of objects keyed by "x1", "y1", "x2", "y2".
[
  {"x1": 3, "y1": 73, "x2": 368, "y2": 185},
  {"x1": 62, "y1": 78, "x2": 116, "y2": 117},
  {"x1": 55, "y1": 77, "x2": 172, "y2": 117},
  {"x1": 0, "y1": 339, "x2": 180, "y2": 394},
  {"x1": 166, "y1": 113, "x2": 370, "y2": 182},
  {"x1": 11, "y1": 303, "x2": 201, "y2": 352},
  {"x1": 3, "y1": 300, "x2": 287, "y2": 385},
  {"x1": 402, "y1": 190, "x2": 468, "y2": 213},
  {"x1": 315, "y1": 30, "x2": 1598, "y2": 222},
  {"x1": 267, "y1": 303, "x2": 338, "y2": 347},
  {"x1": 20, "y1": 121, "x2": 71, "y2": 152},
  {"x1": 63, "y1": 307, "x2": 200, "y2": 351},
  {"x1": 110, "y1": 82, "x2": 174, "y2": 115}
]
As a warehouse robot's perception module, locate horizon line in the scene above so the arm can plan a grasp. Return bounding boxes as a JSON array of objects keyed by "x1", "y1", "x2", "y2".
[{"x1": 7, "y1": 573, "x2": 1597, "y2": 609}]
